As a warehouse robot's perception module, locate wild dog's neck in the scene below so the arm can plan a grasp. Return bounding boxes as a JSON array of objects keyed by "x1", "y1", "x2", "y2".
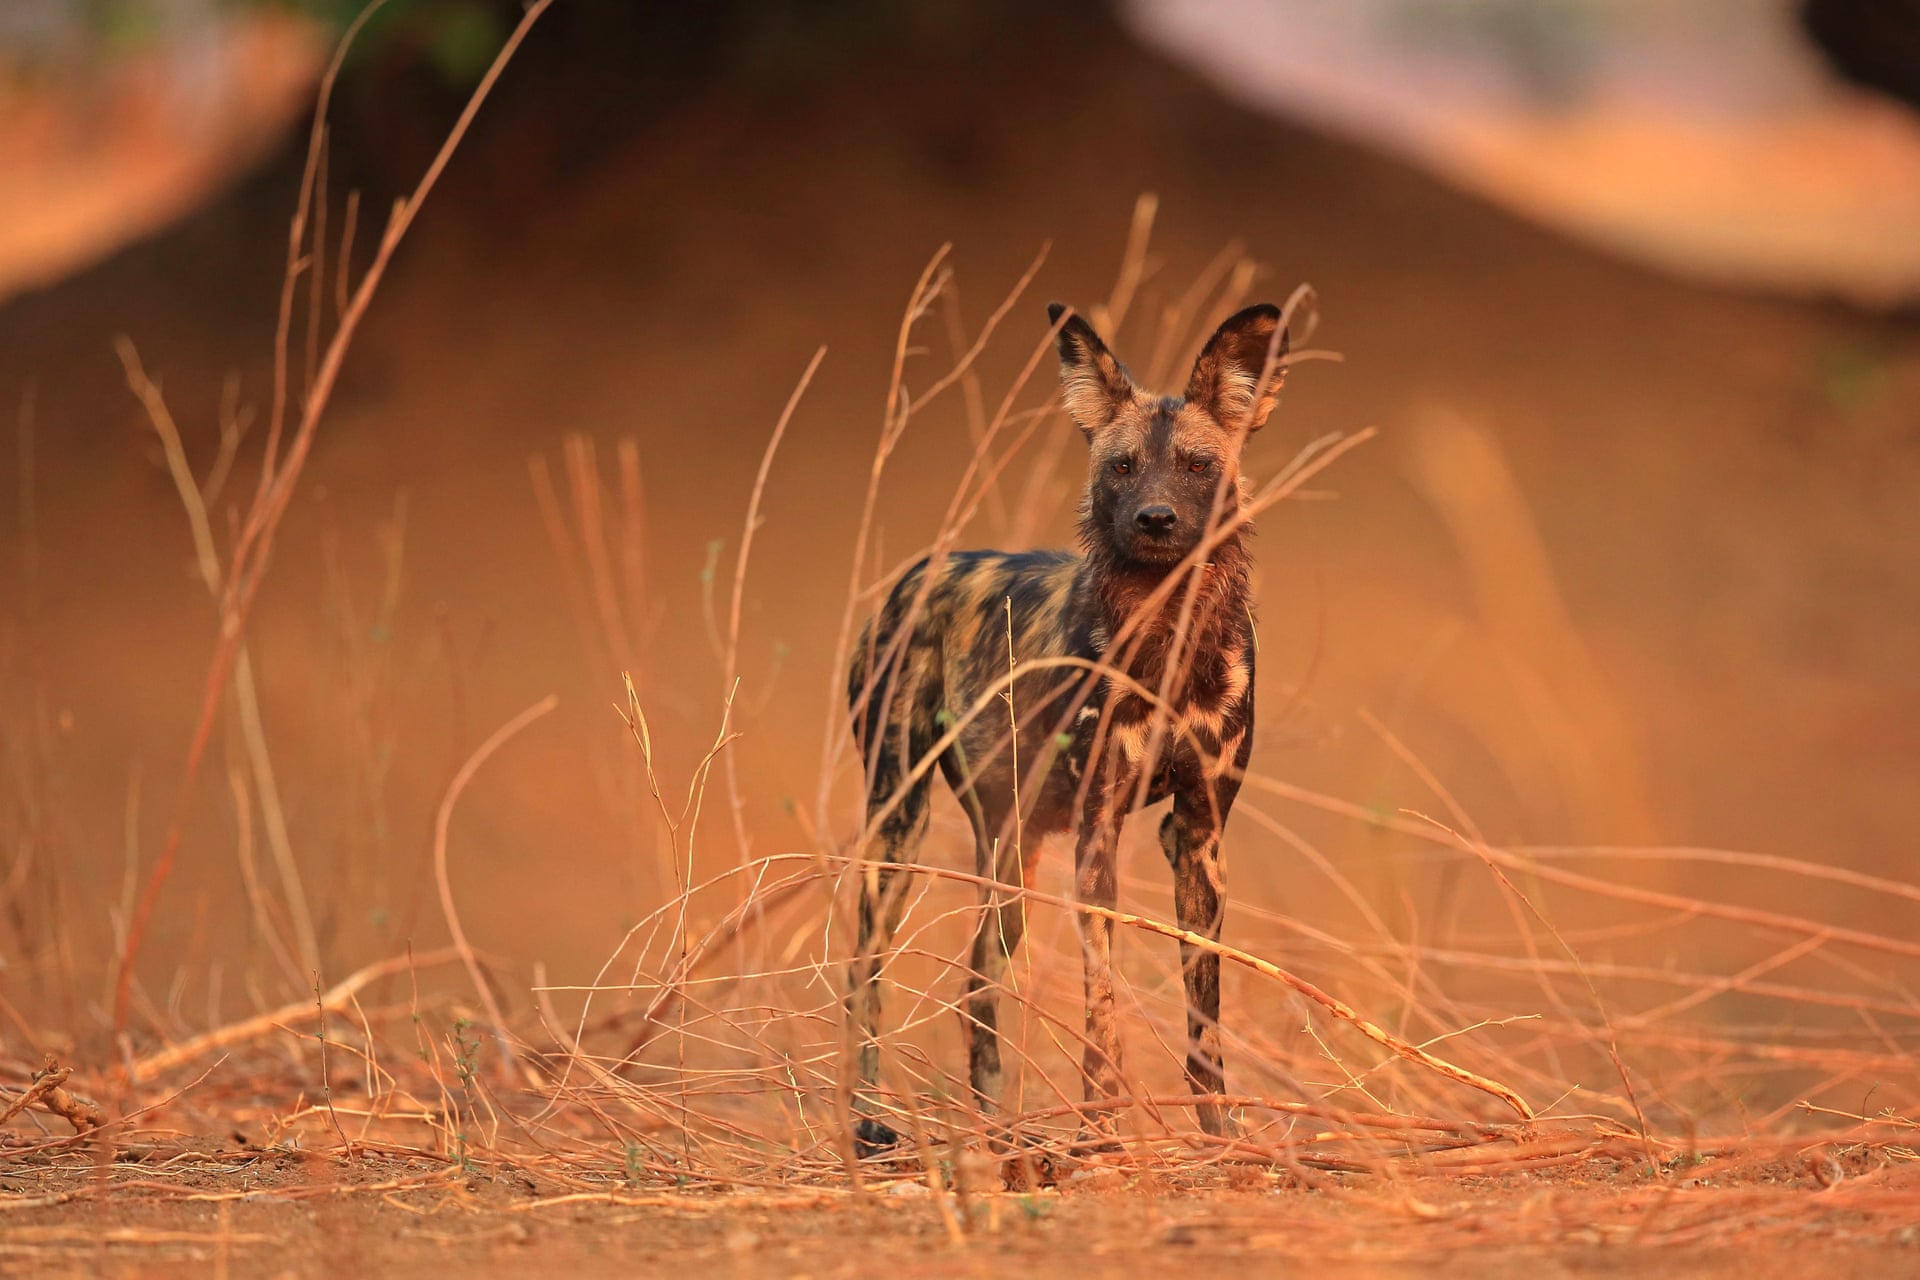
[{"x1": 1081, "y1": 530, "x2": 1251, "y2": 659}]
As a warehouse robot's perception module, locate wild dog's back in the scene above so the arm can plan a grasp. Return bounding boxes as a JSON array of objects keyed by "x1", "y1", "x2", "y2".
[{"x1": 849, "y1": 547, "x2": 1093, "y2": 835}]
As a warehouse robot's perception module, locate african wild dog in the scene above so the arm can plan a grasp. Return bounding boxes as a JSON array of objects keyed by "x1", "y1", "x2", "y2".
[{"x1": 845, "y1": 301, "x2": 1288, "y2": 1155}]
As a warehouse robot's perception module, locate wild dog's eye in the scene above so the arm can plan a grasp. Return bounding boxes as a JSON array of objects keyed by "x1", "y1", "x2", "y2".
[
  {"x1": 1189, "y1": 457, "x2": 1212, "y2": 474},
  {"x1": 1112, "y1": 458, "x2": 1132, "y2": 476}
]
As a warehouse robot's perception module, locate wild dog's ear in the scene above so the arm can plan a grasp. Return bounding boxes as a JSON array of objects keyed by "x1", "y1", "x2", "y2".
[
  {"x1": 1047, "y1": 302, "x2": 1132, "y2": 437},
  {"x1": 1186, "y1": 303, "x2": 1288, "y2": 433}
]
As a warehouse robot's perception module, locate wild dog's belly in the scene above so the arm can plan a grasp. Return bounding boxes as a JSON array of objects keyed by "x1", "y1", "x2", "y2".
[{"x1": 971, "y1": 687, "x2": 1234, "y2": 836}]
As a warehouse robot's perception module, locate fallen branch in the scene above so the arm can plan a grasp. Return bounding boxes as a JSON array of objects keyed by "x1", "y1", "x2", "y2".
[
  {"x1": 128, "y1": 948, "x2": 463, "y2": 1083},
  {"x1": 0, "y1": 1056, "x2": 103, "y2": 1133}
]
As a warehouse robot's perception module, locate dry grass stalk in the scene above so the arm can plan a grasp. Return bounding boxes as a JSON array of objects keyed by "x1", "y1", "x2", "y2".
[
  {"x1": 721, "y1": 346, "x2": 828, "y2": 880},
  {"x1": 786, "y1": 851, "x2": 1534, "y2": 1120},
  {"x1": 109, "y1": 0, "x2": 557, "y2": 1035},
  {"x1": 115, "y1": 339, "x2": 319, "y2": 989},
  {"x1": 433, "y1": 696, "x2": 559, "y2": 1081}
]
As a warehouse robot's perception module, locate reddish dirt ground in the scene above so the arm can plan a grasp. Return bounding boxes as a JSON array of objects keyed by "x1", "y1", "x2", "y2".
[
  {"x1": 4, "y1": 1152, "x2": 1919, "y2": 1278},
  {"x1": 3, "y1": 8, "x2": 1919, "y2": 1274}
]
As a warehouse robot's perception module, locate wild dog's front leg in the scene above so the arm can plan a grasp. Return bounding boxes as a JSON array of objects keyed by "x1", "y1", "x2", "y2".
[
  {"x1": 1159, "y1": 773, "x2": 1241, "y2": 1138},
  {"x1": 1072, "y1": 802, "x2": 1126, "y2": 1137}
]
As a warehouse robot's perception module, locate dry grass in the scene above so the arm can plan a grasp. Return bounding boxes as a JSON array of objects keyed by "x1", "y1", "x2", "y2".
[{"x1": 3, "y1": 5, "x2": 1918, "y2": 1270}]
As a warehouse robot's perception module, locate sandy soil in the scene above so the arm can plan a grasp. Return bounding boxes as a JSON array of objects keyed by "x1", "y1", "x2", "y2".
[{"x1": 3, "y1": 1152, "x2": 1918, "y2": 1278}]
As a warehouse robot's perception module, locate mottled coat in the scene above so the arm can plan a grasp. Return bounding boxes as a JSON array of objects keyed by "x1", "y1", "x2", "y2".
[{"x1": 847, "y1": 302, "x2": 1288, "y2": 1152}]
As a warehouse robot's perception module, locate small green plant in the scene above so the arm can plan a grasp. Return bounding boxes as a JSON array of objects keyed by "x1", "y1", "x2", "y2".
[{"x1": 451, "y1": 1015, "x2": 481, "y2": 1089}]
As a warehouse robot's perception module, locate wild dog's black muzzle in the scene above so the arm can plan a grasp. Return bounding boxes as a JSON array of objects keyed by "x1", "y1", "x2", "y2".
[{"x1": 1134, "y1": 504, "x2": 1177, "y2": 535}]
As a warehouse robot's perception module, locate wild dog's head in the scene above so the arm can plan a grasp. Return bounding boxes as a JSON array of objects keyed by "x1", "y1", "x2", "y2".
[{"x1": 1049, "y1": 301, "x2": 1287, "y2": 569}]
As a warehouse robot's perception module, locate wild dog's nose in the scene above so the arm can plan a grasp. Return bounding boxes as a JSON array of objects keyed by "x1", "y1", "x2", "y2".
[{"x1": 1135, "y1": 504, "x2": 1176, "y2": 534}]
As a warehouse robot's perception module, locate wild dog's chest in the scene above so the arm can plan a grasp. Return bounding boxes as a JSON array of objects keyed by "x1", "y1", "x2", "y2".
[{"x1": 1067, "y1": 622, "x2": 1253, "y2": 780}]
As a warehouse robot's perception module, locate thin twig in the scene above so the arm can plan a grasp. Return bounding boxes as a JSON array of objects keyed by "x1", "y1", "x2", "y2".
[
  {"x1": 128, "y1": 949, "x2": 464, "y2": 1083},
  {"x1": 111, "y1": 0, "x2": 556, "y2": 1033},
  {"x1": 435, "y1": 696, "x2": 560, "y2": 1079}
]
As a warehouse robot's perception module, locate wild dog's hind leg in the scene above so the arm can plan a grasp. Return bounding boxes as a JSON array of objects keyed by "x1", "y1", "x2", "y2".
[
  {"x1": 963, "y1": 826, "x2": 1041, "y2": 1122},
  {"x1": 846, "y1": 654, "x2": 938, "y2": 1157},
  {"x1": 1159, "y1": 769, "x2": 1243, "y2": 1138}
]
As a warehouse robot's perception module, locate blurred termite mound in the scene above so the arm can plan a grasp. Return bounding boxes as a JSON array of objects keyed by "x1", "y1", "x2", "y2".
[
  {"x1": 0, "y1": 4, "x2": 321, "y2": 306},
  {"x1": 0, "y1": 0, "x2": 1916, "y2": 1041},
  {"x1": 1129, "y1": 0, "x2": 1920, "y2": 307}
]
